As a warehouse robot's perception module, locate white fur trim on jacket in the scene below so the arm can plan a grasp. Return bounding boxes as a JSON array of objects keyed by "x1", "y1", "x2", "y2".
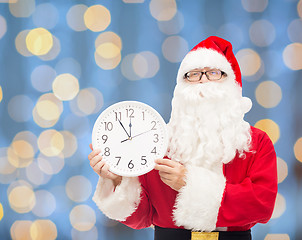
[
  {"x1": 177, "y1": 48, "x2": 235, "y2": 84},
  {"x1": 92, "y1": 176, "x2": 141, "y2": 221},
  {"x1": 173, "y1": 165, "x2": 226, "y2": 231}
]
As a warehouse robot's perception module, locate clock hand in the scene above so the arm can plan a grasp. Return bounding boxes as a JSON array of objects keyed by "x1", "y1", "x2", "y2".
[
  {"x1": 121, "y1": 129, "x2": 152, "y2": 143},
  {"x1": 129, "y1": 118, "x2": 132, "y2": 137},
  {"x1": 118, "y1": 119, "x2": 130, "y2": 138}
]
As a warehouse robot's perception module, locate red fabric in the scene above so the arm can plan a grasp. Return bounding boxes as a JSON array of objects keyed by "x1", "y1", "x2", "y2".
[
  {"x1": 121, "y1": 126, "x2": 278, "y2": 231},
  {"x1": 191, "y1": 36, "x2": 242, "y2": 87}
]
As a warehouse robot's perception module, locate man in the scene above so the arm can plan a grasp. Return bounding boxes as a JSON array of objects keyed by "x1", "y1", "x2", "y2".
[{"x1": 88, "y1": 36, "x2": 278, "y2": 240}]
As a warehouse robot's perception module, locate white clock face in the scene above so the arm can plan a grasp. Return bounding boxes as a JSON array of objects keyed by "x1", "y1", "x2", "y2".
[{"x1": 92, "y1": 101, "x2": 168, "y2": 177}]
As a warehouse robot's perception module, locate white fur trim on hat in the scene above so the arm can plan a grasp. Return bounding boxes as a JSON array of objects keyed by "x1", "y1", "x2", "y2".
[
  {"x1": 92, "y1": 176, "x2": 141, "y2": 221},
  {"x1": 177, "y1": 48, "x2": 235, "y2": 84},
  {"x1": 173, "y1": 165, "x2": 226, "y2": 231}
]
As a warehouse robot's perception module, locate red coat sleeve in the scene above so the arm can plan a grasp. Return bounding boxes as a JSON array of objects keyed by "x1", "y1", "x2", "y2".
[
  {"x1": 120, "y1": 175, "x2": 154, "y2": 229},
  {"x1": 216, "y1": 129, "x2": 278, "y2": 230}
]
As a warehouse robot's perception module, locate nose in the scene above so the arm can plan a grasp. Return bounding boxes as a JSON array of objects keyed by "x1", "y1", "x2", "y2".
[{"x1": 199, "y1": 74, "x2": 210, "y2": 83}]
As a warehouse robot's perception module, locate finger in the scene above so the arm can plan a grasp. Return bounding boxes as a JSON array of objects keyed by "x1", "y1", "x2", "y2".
[
  {"x1": 158, "y1": 171, "x2": 172, "y2": 180},
  {"x1": 159, "y1": 176, "x2": 173, "y2": 186},
  {"x1": 93, "y1": 160, "x2": 106, "y2": 175},
  {"x1": 88, "y1": 149, "x2": 101, "y2": 161},
  {"x1": 89, "y1": 143, "x2": 93, "y2": 151},
  {"x1": 101, "y1": 164, "x2": 115, "y2": 179},
  {"x1": 90, "y1": 153, "x2": 103, "y2": 167},
  {"x1": 154, "y1": 164, "x2": 173, "y2": 173},
  {"x1": 155, "y1": 158, "x2": 178, "y2": 168}
]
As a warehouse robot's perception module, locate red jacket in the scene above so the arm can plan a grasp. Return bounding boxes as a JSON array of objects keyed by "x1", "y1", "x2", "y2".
[{"x1": 93, "y1": 127, "x2": 278, "y2": 232}]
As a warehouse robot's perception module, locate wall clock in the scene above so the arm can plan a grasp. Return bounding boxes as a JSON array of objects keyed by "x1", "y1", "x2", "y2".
[{"x1": 92, "y1": 101, "x2": 168, "y2": 177}]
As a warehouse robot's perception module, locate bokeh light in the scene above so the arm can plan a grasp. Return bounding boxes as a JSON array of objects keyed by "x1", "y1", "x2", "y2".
[
  {"x1": 33, "y1": 93, "x2": 63, "y2": 128},
  {"x1": 94, "y1": 31, "x2": 122, "y2": 70},
  {"x1": 67, "y1": 4, "x2": 88, "y2": 31},
  {"x1": 36, "y1": 100, "x2": 61, "y2": 121},
  {"x1": 149, "y1": 0, "x2": 177, "y2": 21},
  {"x1": 236, "y1": 49, "x2": 261, "y2": 77},
  {"x1": 37, "y1": 130, "x2": 64, "y2": 157},
  {"x1": 9, "y1": 0, "x2": 35, "y2": 17},
  {"x1": 264, "y1": 234, "x2": 290, "y2": 240},
  {"x1": 157, "y1": 11, "x2": 184, "y2": 35},
  {"x1": 71, "y1": 227, "x2": 98, "y2": 240},
  {"x1": 32, "y1": 190, "x2": 56, "y2": 217},
  {"x1": 30, "y1": 220, "x2": 57, "y2": 240},
  {"x1": 32, "y1": 3, "x2": 59, "y2": 29},
  {"x1": 65, "y1": 175, "x2": 92, "y2": 202},
  {"x1": 69, "y1": 205, "x2": 96, "y2": 231},
  {"x1": 8, "y1": 95, "x2": 34, "y2": 122},
  {"x1": 52, "y1": 73, "x2": 80, "y2": 101},
  {"x1": 8, "y1": 185, "x2": 36, "y2": 213},
  {"x1": 7, "y1": 144, "x2": 33, "y2": 168},
  {"x1": 0, "y1": 147, "x2": 16, "y2": 175},
  {"x1": 241, "y1": 0, "x2": 268, "y2": 12},
  {"x1": 15, "y1": 30, "x2": 33, "y2": 57},
  {"x1": 37, "y1": 153, "x2": 65, "y2": 175},
  {"x1": 70, "y1": 88, "x2": 104, "y2": 116},
  {"x1": 271, "y1": 193, "x2": 286, "y2": 219},
  {"x1": 11, "y1": 140, "x2": 34, "y2": 159},
  {"x1": 10, "y1": 220, "x2": 32, "y2": 240},
  {"x1": 277, "y1": 157, "x2": 288, "y2": 184},
  {"x1": 288, "y1": 19, "x2": 302, "y2": 43},
  {"x1": 0, "y1": 202, "x2": 3, "y2": 221},
  {"x1": 255, "y1": 81, "x2": 282, "y2": 108},
  {"x1": 26, "y1": 161, "x2": 51, "y2": 186},
  {"x1": 96, "y1": 42, "x2": 120, "y2": 59},
  {"x1": 121, "y1": 54, "x2": 141, "y2": 81},
  {"x1": 95, "y1": 31, "x2": 122, "y2": 50},
  {"x1": 76, "y1": 89, "x2": 98, "y2": 115},
  {"x1": 162, "y1": 36, "x2": 188, "y2": 62},
  {"x1": 133, "y1": 51, "x2": 160, "y2": 78},
  {"x1": 38, "y1": 35, "x2": 61, "y2": 61},
  {"x1": 26, "y1": 28, "x2": 54, "y2": 56},
  {"x1": 0, "y1": 15, "x2": 7, "y2": 39},
  {"x1": 283, "y1": 43, "x2": 302, "y2": 70},
  {"x1": 14, "y1": 131, "x2": 38, "y2": 155},
  {"x1": 249, "y1": 20, "x2": 276, "y2": 47},
  {"x1": 294, "y1": 137, "x2": 302, "y2": 163},
  {"x1": 84, "y1": 5, "x2": 111, "y2": 32},
  {"x1": 298, "y1": 0, "x2": 302, "y2": 18},
  {"x1": 60, "y1": 131, "x2": 78, "y2": 158},
  {"x1": 31, "y1": 65, "x2": 56, "y2": 93},
  {"x1": 94, "y1": 49, "x2": 121, "y2": 70},
  {"x1": 0, "y1": 85, "x2": 3, "y2": 102},
  {"x1": 254, "y1": 119, "x2": 280, "y2": 144}
]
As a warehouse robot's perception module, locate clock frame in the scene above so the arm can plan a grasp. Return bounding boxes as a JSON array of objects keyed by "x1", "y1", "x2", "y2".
[{"x1": 92, "y1": 101, "x2": 168, "y2": 177}]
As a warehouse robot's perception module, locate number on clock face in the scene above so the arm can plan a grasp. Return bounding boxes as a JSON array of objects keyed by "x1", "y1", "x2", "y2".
[{"x1": 92, "y1": 101, "x2": 168, "y2": 177}]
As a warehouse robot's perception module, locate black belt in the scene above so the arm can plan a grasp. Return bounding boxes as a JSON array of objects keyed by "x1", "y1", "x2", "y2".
[{"x1": 154, "y1": 226, "x2": 252, "y2": 240}]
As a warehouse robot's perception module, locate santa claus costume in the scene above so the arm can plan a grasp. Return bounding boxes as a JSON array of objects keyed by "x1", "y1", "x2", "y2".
[{"x1": 92, "y1": 36, "x2": 278, "y2": 240}]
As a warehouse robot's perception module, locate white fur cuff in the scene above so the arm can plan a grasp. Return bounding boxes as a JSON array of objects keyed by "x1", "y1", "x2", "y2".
[
  {"x1": 92, "y1": 176, "x2": 142, "y2": 221},
  {"x1": 173, "y1": 165, "x2": 226, "y2": 231}
]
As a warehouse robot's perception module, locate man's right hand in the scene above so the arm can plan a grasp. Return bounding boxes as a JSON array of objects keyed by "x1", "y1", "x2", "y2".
[{"x1": 88, "y1": 144, "x2": 122, "y2": 187}]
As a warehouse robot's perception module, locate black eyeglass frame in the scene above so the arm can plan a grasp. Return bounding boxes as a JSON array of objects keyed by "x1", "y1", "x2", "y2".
[{"x1": 184, "y1": 70, "x2": 227, "y2": 82}]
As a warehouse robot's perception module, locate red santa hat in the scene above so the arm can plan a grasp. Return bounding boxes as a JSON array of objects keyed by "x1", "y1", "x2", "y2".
[{"x1": 177, "y1": 36, "x2": 242, "y2": 87}]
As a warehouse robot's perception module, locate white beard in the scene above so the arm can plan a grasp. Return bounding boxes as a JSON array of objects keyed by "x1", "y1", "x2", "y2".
[{"x1": 167, "y1": 79, "x2": 252, "y2": 170}]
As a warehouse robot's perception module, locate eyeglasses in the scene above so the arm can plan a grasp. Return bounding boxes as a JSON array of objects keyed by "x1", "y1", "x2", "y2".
[{"x1": 184, "y1": 70, "x2": 226, "y2": 82}]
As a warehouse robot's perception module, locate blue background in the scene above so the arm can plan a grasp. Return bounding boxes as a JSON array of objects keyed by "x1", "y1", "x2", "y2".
[{"x1": 0, "y1": 0, "x2": 301, "y2": 239}]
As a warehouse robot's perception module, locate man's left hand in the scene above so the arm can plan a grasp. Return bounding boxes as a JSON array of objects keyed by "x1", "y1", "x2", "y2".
[{"x1": 154, "y1": 158, "x2": 187, "y2": 191}]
